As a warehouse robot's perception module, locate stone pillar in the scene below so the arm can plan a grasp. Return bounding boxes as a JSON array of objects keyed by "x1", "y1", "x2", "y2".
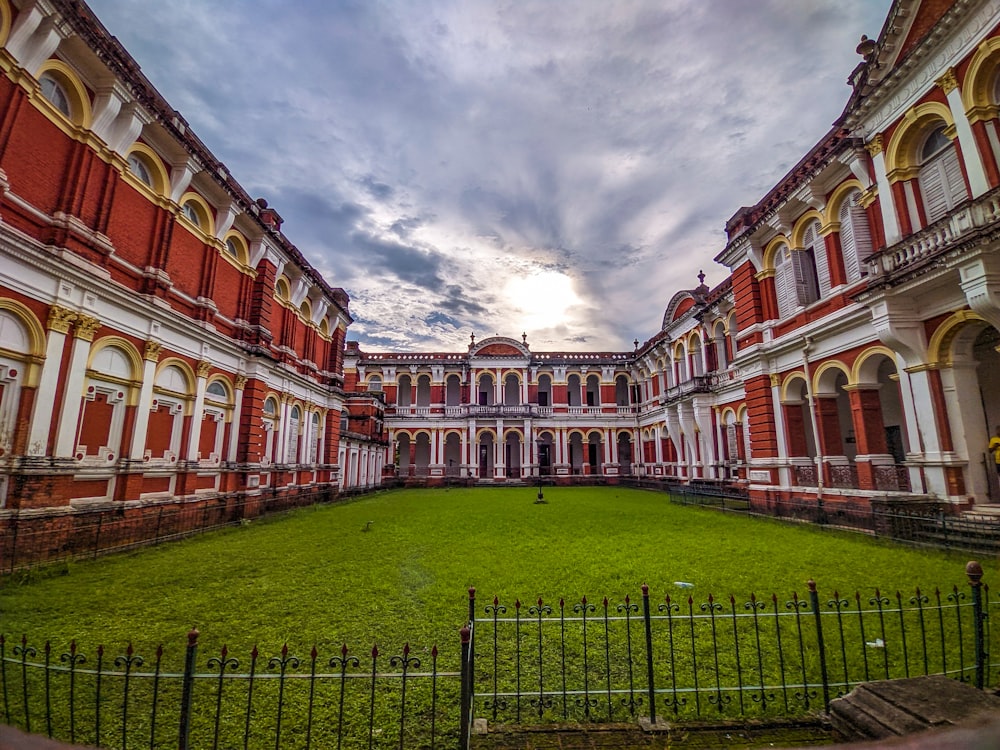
[
  {"x1": 866, "y1": 135, "x2": 901, "y2": 245},
  {"x1": 186, "y1": 360, "x2": 211, "y2": 461},
  {"x1": 937, "y1": 68, "x2": 990, "y2": 197},
  {"x1": 53, "y1": 314, "x2": 101, "y2": 457},
  {"x1": 27, "y1": 306, "x2": 74, "y2": 455},
  {"x1": 128, "y1": 341, "x2": 161, "y2": 460},
  {"x1": 229, "y1": 375, "x2": 246, "y2": 464}
]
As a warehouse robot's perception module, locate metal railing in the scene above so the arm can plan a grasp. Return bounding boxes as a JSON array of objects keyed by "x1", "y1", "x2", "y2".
[
  {"x1": 867, "y1": 186, "x2": 1000, "y2": 281},
  {"x1": 470, "y1": 564, "x2": 995, "y2": 728},
  {"x1": 1, "y1": 564, "x2": 994, "y2": 747},
  {"x1": 1, "y1": 631, "x2": 461, "y2": 750}
]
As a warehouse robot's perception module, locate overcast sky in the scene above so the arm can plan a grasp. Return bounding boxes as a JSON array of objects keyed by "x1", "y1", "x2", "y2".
[{"x1": 87, "y1": 0, "x2": 893, "y2": 352}]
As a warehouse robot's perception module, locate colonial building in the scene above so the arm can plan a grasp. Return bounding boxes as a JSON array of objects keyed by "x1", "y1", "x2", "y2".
[
  {"x1": 0, "y1": 0, "x2": 355, "y2": 541},
  {"x1": 344, "y1": 336, "x2": 639, "y2": 481},
  {"x1": 346, "y1": 0, "x2": 1000, "y2": 514},
  {"x1": 4, "y1": 0, "x2": 1000, "y2": 543}
]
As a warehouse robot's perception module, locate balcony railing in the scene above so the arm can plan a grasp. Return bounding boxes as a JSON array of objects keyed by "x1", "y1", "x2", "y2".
[
  {"x1": 388, "y1": 403, "x2": 639, "y2": 419},
  {"x1": 867, "y1": 187, "x2": 1000, "y2": 281},
  {"x1": 662, "y1": 375, "x2": 712, "y2": 404}
]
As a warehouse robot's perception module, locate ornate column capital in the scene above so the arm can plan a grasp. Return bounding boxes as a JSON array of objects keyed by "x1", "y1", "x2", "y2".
[
  {"x1": 935, "y1": 67, "x2": 959, "y2": 95},
  {"x1": 234, "y1": 374, "x2": 248, "y2": 390},
  {"x1": 47, "y1": 305, "x2": 77, "y2": 333},
  {"x1": 196, "y1": 360, "x2": 212, "y2": 378},
  {"x1": 865, "y1": 134, "x2": 884, "y2": 157},
  {"x1": 73, "y1": 314, "x2": 101, "y2": 341},
  {"x1": 144, "y1": 340, "x2": 163, "y2": 362}
]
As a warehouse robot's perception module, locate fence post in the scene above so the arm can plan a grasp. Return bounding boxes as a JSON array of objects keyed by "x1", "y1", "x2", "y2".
[
  {"x1": 807, "y1": 580, "x2": 830, "y2": 709},
  {"x1": 967, "y1": 561, "x2": 985, "y2": 690},
  {"x1": 459, "y1": 625, "x2": 472, "y2": 750},
  {"x1": 178, "y1": 627, "x2": 199, "y2": 750},
  {"x1": 641, "y1": 584, "x2": 656, "y2": 725}
]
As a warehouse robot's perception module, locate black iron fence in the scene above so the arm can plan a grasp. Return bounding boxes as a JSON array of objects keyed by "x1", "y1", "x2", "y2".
[
  {"x1": 1, "y1": 630, "x2": 465, "y2": 749},
  {"x1": 4, "y1": 563, "x2": 994, "y2": 748},
  {"x1": 470, "y1": 563, "x2": 996, "y2": 729}
]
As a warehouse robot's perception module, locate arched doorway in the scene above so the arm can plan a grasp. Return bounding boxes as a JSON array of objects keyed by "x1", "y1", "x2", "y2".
[
  {"x1": 396, "y1": 433, "x2": 412, "y2": 476},
  {"x1": 478, "y1": 431, "x2": 495, "y2": 478},
  {"x1": 444, "y1": 432, "x2": 462, "y2": 477},
  {"x1": 537, "y1": 431, "x2": 554, "y2": 475},
  {"x1": 414, "y1": 432, "x2": 431, "y2": 477},
  {"x1": 504, "y1": 374, "x2": 520, "y2": 406},
  {"x1": 781, "y1": 376, "x2": 817, "y2": 486},
  {"x1": 618, "y1": 432, "x2": 633, "y2": 475},
  {"x1": 568, "y1": 432, "x2": 584, "y2": 474},
  {"x1": 505, "y1": 431, "x2": 522, "y2": 478}
]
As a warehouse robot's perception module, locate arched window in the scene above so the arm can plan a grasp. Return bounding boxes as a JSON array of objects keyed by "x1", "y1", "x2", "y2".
[
  {"x1": 309, "y1": 412, "x2": 321, "y2": 464},
  {"x1": 262, "y1": 397, "x2": 279, "y2": 465},
  {"x1": 802, "y1": 220, "x2": 829, "y2": 298},
  {"x1": 206, "y1": 381, "x2": 228, "y2": 399},
  {"x1": 128, "y1": 153, "x2": 153, "y2": 187},
  {"x1": 839, "y1": 190, "x2": 874, "y2": 283},
  {"x1": 182, "y1": 200, "x2": 202, "y2": 227},
  {"x1": 615, "y1": 375, "x2": 630, "y2": 406},
  {"x1": 397, "y1": 374, "x2": 412, "y2": 407},
  {"x1": 224, "y1": 238, "x2": 240, "y2": 258},
  {"x1": 773, "y1": 244, "x2": 818, "y2": 317},
  {"x1": 39, "y1": 73, "x2": 71, "y2": 118},
  {"x1": 919, "y1": 125, "x2": 967, "y2": 224},
  {"x1": 288, "y1": 405, "x2": 301, "y2": 463},
  {"x1": 585, "y1": 375, "x2": 600, "y2": 407},
  {"x1": 78, "y1": 344, "x2": 133, "y2": 464},
  {"x1": 275, "y1": 278, "x2": 290, "y2": 301},
  {"x1": 368, "y1": 375, "x2": 382, "y2": 392}
]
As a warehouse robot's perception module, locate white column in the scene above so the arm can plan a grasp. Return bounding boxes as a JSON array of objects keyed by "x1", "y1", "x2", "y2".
[
  {"x1": 869, "y1": 136, "x2": 901, "y2": 246},
  {"x1": 186, "y1": 362, "x2": 210, "y2": 461},
  {"x1": 603, "y1": 429, "x2": 612, "y2": 468},
  {"x1": 27, "y1": 310, "x2": 73, "y2": 456},
  {"x1": 495, "y1": 419, "x2": 503, "y2": 477},
  {"x1": 277, "y1": 397, "x2": 290, "y2": 463},
  {"x1": 940, "y1": 70, "x2": 990, "y2": 197},
  {"x1": 228, "y1": 377, "x2": 246, "y2": 463},
  {"x1": 523, "y1": 420, "x2": 532, "y2": 475},
  {"x1": 468, "y1": 422, "x2": 476, "y2": 477},
  {"x1": 54, "y1": 316, "x2": 99, "y2": 457},
  {"x1": 129, "y1": 345, "x2": 160, "y2": 460}
]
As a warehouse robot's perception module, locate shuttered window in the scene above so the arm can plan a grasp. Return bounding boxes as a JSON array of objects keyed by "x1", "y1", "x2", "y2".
[
  {"x1": 791, "y1": 247, "x2": 819, "y2": 307},
  {"x1": 803, "y1": 221, "x2": 830, "y2": 297},
  {"x1": 840, "y1": 191, "x2": 873, "y2": 283},
  {"x1": 774, "y1": 246, "x2": 797, "y2": 318},
  {"x1": 919, "y1": 127, "x2": 968, "y2": 224}
]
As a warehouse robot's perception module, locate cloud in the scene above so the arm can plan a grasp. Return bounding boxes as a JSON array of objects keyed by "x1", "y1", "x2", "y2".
[{"x1": 87, "y1": 0, "x2": 894, "y2": 351}]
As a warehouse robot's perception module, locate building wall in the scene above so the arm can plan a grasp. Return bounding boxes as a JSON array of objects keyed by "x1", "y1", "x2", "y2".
[{"x1": 0, "y1": 0, "x2": 363, "y2": 536}]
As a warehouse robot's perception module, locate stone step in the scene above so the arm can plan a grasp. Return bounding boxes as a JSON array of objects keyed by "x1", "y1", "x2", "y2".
[{"x1": 827, "y1": 675, "x2": 1000, "y2": 742}]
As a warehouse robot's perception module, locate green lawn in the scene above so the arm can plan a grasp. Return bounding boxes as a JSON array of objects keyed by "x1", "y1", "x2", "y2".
[{"x1": 0, "y1": 486, "x2": 985, "y2": 662}]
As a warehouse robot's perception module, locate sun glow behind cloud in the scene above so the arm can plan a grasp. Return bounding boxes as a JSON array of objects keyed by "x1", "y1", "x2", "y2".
[{"x1": 504, "y1": 270, "x2": 583, "y2": 334}]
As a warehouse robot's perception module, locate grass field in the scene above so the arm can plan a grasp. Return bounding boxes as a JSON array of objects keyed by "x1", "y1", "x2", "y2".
[{"x1": 0, "y1": 486, "x2": 985, "y2": 661}]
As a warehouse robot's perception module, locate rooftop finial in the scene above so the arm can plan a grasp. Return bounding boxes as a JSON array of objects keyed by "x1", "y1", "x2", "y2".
[
  {"x1": 470, "y1": 331, "x2": 475, "y2": 346},
  {"x1": 698, "y1": 269, "x2": 706, "y2": 286},
  {"x1": 522, "y1": 331, "x2": 527, "y2": 344}
]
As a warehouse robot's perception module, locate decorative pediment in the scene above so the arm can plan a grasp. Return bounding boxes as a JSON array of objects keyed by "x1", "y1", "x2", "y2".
[
  {"x1": 470, "y1": 336, "x2": 530, "y2": 357},
  {"x1": 662, "y1": 292, "x2": 697, "y2": 330}
]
